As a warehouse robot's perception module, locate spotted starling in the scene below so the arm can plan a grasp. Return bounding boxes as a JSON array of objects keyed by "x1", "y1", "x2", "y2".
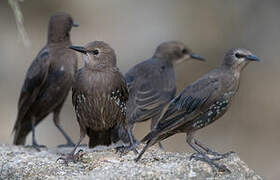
[
  {"x1": 58, "y1": 41, "x2": 128, "y2": 162},
  {"x1": 135, "y1": 48, "x2": 260, "y2": 172},
  {"x1": 12, "y1": 13, "x2": 79, "y2": 149},
  {"x1": 116, "y1": 41, "x2": 204, "y2": 151}
]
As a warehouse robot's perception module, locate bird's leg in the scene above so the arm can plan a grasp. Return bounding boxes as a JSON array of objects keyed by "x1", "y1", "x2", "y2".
[
  {"x1": 151, "y1": 117, "x2": 165, "y2": 151},
  {"x1": 53, "y1": 111, "x2": 75, "y2": 147},
  {"x1": 186, "y1": 133, "x2": 230, "y2": 173},
  {"x1": 29, "y1": 116, "x2": 46, "y2": 151},
  {"x1": 135, "y1": 137, "x2": 158, "y2": 162},
  {"x1": 57, "y1": 133, "x2": 85, "y2": 165},
  {"x1": 194, "y1": 138, "x2": 234, "y2": 160},
  {"x1": 127, "y1": 125, "x2": 139, "y2": 154},
  {"x1": 135, "y1": 139, "x2": 151, "y2": 162},
  {"x1": 115, "y1": 124, "x2": 138, "y2": 155}
]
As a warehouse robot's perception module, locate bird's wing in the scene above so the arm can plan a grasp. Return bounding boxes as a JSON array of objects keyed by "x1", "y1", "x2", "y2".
[
  {"x1": 155, "y1": 73, "x2": 221, "y2": 133},
  {"x1": 14, "y1": 48, "x2": 50, "y2": 130},
  {"x1": 72, "y1": 69, "x2": 85, "y2": 116},
  {"x1": 125, "y1": 69, "x2": 176, "y2": 122},
  {"x1": 110, "y1": 70, "x2": 129, "y2": 115}
]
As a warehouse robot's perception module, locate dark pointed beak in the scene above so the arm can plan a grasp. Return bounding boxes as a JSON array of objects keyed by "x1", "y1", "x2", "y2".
[
  {"x1": 246, "y1": 54, "x2": 260, "y2": 62},
  {"x1": 190, "y1": 53, "x2": 205, "y2": 61},
  {"x1": 69, "y1": 45, "x2": 87, "y2": 54},
  {"x1": 72, "y1": 22, "x2": 79, "y2": 27}
]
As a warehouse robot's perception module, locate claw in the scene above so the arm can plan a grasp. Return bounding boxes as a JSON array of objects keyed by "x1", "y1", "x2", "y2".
[
  {"x1": 56, "y1": 156, "x2": 69, "y2": 166},
  {"x1": 190, "y1": 152, "x2": 201, "y2": 161},
  {"x1": 57, "y1": 149, "x2": 84, "y2": 165},
  {"x1": 208, "y1": 151, "x2": 235, "y2": 160},
  {"x1": 57, "y1": 143, "x2": 87, "y2": 148},
  {"x1": 190, "y1": 153, "x2": 231, "y2": 173},
  {"x1": 25, "y1": 143, "x2": 47, "y2": 152},
  {"x1": 115, "y1": 140, "x2": 139, "y2": 155},
  {"x1": 115, "y1": 144, "x2": 138, "y2": 156}
]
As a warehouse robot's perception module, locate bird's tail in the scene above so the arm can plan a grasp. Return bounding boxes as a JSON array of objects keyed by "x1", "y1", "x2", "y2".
[
  {"x1": 110, "y1": 124, "x2": 131, "y2": 144},
  {"x1": 12, "y1": 114, "x2": 32, "y2": 145},
  {"x1": 87, "y1": 128, "x2": 115, "y2": 148}
]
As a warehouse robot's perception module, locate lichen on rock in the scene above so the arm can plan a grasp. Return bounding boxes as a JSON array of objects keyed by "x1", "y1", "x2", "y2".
[{"x1": 0, "y1": 144, "x2": 262, "y2": 180}]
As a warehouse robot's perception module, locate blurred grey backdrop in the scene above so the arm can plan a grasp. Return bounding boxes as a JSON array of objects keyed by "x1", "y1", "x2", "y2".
[{"x1": 1, "y1": 0, "x2": 279, "y2": 179}]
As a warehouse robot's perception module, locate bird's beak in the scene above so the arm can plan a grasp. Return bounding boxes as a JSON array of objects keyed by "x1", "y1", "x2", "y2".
[
  {"x1": 190, "y1": 53, "x2": 205, "y2": 61},
  {"x1": 69, "y1": 45, "x2": 87, "y2": 54},
  {"x1": 72, "y1": 22, "x2": 79, "y2": 27},
  {"x1": 246, "y1": 54, "x2": 260, "y2": 62}
]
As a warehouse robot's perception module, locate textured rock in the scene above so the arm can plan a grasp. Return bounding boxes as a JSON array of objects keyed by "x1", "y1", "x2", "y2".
[{"x1": 0, "y1": 144, "x2": 262, "y2": 180}]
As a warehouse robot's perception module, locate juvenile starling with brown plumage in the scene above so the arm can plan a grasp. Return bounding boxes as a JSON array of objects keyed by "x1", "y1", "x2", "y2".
[
  {"x1": 58, "y1": 41, "x2": 128, "y2": 163},
  {"x1": 116, "y1": 41, "x2": 204, "y2": 151},
  {"x1": 12, "y1": 13, "x2": 79, "y2": 150},
  {"x1": 135, "y1": 48, "x2": 260, "y2": 173}
]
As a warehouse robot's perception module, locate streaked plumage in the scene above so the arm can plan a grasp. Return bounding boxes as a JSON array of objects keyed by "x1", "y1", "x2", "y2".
[
  {"x1": 12, "y1": 13, "x2": 78, "y2": 149},
  {"x1": 136, "y1": 48, "x2": 260, "y2": 173},
  {"x1": 58, "y1": 41, "x2": 128, "y2": 163},
  {"x1": 72, "y1": 63, "x2": 128, "y2": 148}
]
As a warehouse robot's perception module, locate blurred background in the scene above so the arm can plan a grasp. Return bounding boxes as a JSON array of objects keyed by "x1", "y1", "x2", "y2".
[{"x1": 0, "y1": 0, "x2": 279, "y2": 179}]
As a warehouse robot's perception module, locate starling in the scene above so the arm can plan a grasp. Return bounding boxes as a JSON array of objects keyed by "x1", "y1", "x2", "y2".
[
  {"x1": 135, "y1": 48, "x2": 260, "y2": 172},
  {"x1": 12, "y1": 13, "x2": 79, "y2": 149},
  {"x1": 117, "y1": 41, "x2": 204, "y2": 151},
  {"x1": 58, "y1": 41, "x2": 128, "y2": 162}
]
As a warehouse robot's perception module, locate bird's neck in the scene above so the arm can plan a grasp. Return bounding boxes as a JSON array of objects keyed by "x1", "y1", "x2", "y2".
[
  {"x1": 220, "y1": 65, "x2": 241, "y2": 94},
  {"x1": 221, "y1": 64, "x2": 241, "y2": 78},
  {"x1": 47, "y1": 30, "x2": 71, "y2": 45},
  {"x1": 155, "y1": 58, "x2": 174, "y2": 68},
  {"x1": 47, "y1": 39, "x2": 72, "y2": 48},
  {"x1": 85, "y1": 63, "x2": 116, "y2": 72},
  {"x1": 153, "y1": 54, "x2": 175, "y2": 65}
]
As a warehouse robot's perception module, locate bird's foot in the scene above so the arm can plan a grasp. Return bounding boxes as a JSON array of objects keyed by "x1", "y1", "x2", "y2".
[
  {"x1": 190, "y1": 153, "x2": 231, "y2": 173},
  {"x1": 115, "y1": 143, "x2": 138, "y2": 156},
  {"x1": 26, "y1": 143, "x2": 47, "y2": 151},
  {"x1": 207, "y1": 151, "x2": 235, "y2": 160},
  {"x1": 57, "y1": 149, "x2": 84, "y2": 165},
  {"x1": 193, "y1": 139, "x2": 235, "y2": 160},
  {"x1": 57, "y1": 143, "x2": 87, "y2": 148}
]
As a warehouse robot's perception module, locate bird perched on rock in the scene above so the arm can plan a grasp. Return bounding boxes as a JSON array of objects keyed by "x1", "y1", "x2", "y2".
[
  {"x1": 59, "y1": 41, "x2": 128, "y2": 162},
  {"x1": 117, "y1": 41, "x2": 204, "y2": 151},
  {"x1": 135, "y1": 48, "x2": 260, "y2": 173},
  {"x1": 12, "y1": 13, "x2": 79, "y2": 149}
]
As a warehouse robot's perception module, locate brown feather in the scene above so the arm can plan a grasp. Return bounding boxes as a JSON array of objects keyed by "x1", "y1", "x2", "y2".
[{"x1": 71, "y1": 41, "x2": 128, "y2": 148}]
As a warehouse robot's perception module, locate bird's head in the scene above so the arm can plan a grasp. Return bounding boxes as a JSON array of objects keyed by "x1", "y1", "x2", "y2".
[
  {"x1": 48, "y1": 12, "x2": 79, "y2": 43},
  {"x1": 69, "y1": 41, "x2": 117, "y2": 69},
  {"x1": 222, "y1": 48, "x2": 260, "y2": 72},
  {"x1": 153, "y1": 41, "x2": 205, "y2": 64}
]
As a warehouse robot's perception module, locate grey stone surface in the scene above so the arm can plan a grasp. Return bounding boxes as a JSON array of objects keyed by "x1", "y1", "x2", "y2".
[{"x1": 0, "y1": 144, "x2": 262, "y2": 180}]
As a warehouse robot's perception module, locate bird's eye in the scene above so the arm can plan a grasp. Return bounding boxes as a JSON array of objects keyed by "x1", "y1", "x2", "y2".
[
  {"x1": 92, "y1": 49, "x2": 99, "y2": 55},
  {"x1": 182, "y1": 48, "x2": 188, "y2": 54},
  {"x1": 235, "y1": 53, "x2": 245, "y2": 59}
]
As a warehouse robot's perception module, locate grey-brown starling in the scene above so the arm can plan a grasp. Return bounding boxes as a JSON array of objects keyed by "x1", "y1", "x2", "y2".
[
  {"x1": 12, "y1": 13, "x2": 79, "y2": 149},
  {"x1": 135, "y1": 48, "x2": 260, "y2": 172},
  {"x1": 117, "y1": 41, "x2": 204, "y2": 151},
  {"x1": 58, "y1": 41, "x2": 128, "y2": 163}
]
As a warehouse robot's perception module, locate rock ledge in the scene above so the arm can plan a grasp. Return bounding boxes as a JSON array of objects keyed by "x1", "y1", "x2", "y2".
[{"x1": 0, "y1": 144, "x2": 262, "y2": 180}]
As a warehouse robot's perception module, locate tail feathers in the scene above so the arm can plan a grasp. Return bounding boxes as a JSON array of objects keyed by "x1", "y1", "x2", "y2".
[
  {"x1": 13, "y1": 116, "x2": 32, "y2": 145},
  {"x1": 111, "y1": 124, "x2": 131, "y2": 144},
  {"x1": 87, "y1": 128, "x2": 114, "y2": 148}
]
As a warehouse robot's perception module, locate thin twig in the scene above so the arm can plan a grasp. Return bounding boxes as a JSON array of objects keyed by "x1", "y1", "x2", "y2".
[{"x1": 8, "y1": 0, "x2": 31, "y2": 47}]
